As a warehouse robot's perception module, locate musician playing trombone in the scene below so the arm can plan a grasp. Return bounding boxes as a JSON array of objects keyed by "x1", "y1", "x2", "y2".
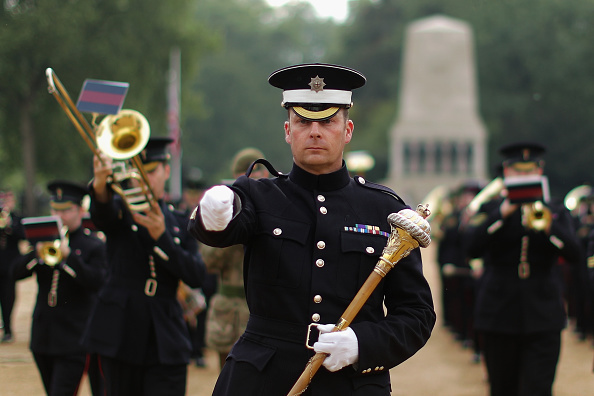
[
  {"x1": 13, "y1": 181, "x2": 108, "y2": 396},
  {"x1": 463, "y1": 141, "x2": 580, "y2": 396},
  {"x1": 188, "y1": 63, "x2": 436, "y2": 395},
  {"x1": 82, "y1": 137, "x2": 205, "y2": 396}
]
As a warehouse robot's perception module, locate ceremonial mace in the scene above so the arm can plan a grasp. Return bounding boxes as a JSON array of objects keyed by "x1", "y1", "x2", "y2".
[{"x1": 287, "y1": 205, "x2": 432, "y2": 396}]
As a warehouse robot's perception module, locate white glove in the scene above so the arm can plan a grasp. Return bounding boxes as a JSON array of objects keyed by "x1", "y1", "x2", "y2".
[
  {"x1": 199, "y1": 185, "x2": 234, "y2": 231},
  {"x1": 313, "y1": 324, "x2": 359, "y2": 372}
]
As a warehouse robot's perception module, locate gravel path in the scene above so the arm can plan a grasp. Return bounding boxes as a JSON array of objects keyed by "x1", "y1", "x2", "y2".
[{"x1": 1, "y1": 245, "x2": 592, "y2": 395}]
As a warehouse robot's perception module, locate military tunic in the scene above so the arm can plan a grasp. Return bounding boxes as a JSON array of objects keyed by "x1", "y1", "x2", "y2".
[
  {"x1": 189, "y1": 162, "x2": 435, "y2": 395},
  {"x1": 82, "y1": 195, "x2": 205, "y2": 395},
  {"x1": 13, "y1": 225, "x2": 107, "y2": 395}
]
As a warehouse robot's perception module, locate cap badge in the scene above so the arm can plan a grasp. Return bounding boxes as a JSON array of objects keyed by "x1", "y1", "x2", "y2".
[
  {"x1": 522, "y1": 148, "x2": 530, "y2": 161},
  {"x1": 57, "y1": 188, "x2": 63, "y2": 200},
  {"x1": 309, "y1": 76, "x2": 326, "y2": 92}
]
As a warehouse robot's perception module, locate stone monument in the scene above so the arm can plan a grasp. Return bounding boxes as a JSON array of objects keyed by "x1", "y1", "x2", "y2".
[{"x1": 385, "y1": 15, "x2": 487, "y2": 204}]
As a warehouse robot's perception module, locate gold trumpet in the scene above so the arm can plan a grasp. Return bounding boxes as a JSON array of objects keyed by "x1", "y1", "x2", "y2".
[
  {"x1": 38, "y1": 226, "x2": 68, "y2": 267},
  {"x1": 46, "y1": 68, "x2": 156, "y2": 213},
  {"x1": 522, "y1": 201, "x2": 552, "y2": 232}
]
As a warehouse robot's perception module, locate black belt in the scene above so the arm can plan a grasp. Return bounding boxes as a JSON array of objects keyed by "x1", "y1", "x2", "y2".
[
  {"x1": 109, "y1": 277, "x2": 177, "y2": 299},
  {"x1": 245, "y1": 314, "x2": 310, "y2": 345}
]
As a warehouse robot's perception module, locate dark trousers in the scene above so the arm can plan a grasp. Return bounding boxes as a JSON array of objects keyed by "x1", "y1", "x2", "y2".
[
  {"x1": 33, "y1": 352, "x2": 87, "y2": 396},
  {"x1": 482, "y1": 331, "x2": 561, "y2": 396},
  {"x1": 99, "y1": 356, "x2": 187, "y2": 396},
  {"x1": 0, "y1": 271, "x2": 15, "y2": 334},
  {"x1": 87, "y1": 354, "x2": 105, "y2": 396}
]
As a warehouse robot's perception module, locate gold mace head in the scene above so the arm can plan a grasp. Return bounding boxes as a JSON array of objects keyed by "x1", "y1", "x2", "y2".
[{"x1": 379, "y1": 205, "x2": 432, "y2": 267}]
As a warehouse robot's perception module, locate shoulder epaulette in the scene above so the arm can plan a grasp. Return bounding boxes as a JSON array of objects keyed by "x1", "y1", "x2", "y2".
[
  {"x1": 354, "y1": 176, "x2": 405, "y2": 205},
  {"x1": 246, "y1": 159, "x2": 288, "y2": 178}
]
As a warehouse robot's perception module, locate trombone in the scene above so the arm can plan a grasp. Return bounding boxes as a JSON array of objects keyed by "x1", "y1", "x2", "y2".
[{"x1": 45, "y1": 68, "x2": 156, "y2": 213}]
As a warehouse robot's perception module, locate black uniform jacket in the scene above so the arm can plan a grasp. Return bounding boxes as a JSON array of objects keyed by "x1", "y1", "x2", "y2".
[
  {"x1": 189, "y1": 163, "x2": 435, "y2": 393},
  {"x1": 13, "y1": 226, "x2": 107, "y2": 355},
  {"x1": 0, "y1": 213, "x2": 25, "y2": 274},
  {"x1": 465, "y1": 198, "x2": 580, "y2": 334},
  {"x1": 82, "y1": 195, "x2": 205, "y2": 365}
]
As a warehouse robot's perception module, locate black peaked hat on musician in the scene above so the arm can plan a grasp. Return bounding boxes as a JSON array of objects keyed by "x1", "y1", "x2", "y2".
[
  {"x1": 47, "y1": 180, "x2": 88, "y2": 210},
  {"x1": 268, "y1": 63, "x2": 366, "y2": 121},
  {"x1": 499, "y1": 141, "x2": 546, "y2": 167},
  {"x1": 141, "y1": 136, "x2": 174, "y2": 172}
]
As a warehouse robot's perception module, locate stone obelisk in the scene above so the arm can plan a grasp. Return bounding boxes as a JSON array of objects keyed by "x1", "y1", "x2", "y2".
[{"x1": 385, "y1": 15, "x2": 487, "y2": 204}]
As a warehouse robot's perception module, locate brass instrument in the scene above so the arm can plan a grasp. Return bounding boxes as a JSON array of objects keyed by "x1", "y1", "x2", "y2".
[
  {"x1": 287, "y1": 205, "x2": 431, "y2": 396},
  {"x1": 564, "y1": 184, "x2": 592, "y2": 215},
  {"x1": 420, "y1": 185, "x2": 452, "y2": 241},
  {"x1": 465, "y1": 177, "x2": 504, "y2": 218},
  {"x1": 522, "y1": 201, "x2": 552, "y2": 232},
  {"x1": 46, "y1": 68, "x2": 156, "y2": 212},
  {"x1": 38, "y1": 226, "x2": 68, "y2": 267}
]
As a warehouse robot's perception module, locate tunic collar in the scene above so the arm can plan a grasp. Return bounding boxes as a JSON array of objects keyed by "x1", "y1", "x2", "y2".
[{"x1": 288, "y1": 161, "x2": 351, "y2": 192}]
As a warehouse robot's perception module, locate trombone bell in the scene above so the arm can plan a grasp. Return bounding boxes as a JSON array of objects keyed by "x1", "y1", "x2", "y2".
[{"x1": 96, "y1": 109, "x2": 150, "y2": 160}]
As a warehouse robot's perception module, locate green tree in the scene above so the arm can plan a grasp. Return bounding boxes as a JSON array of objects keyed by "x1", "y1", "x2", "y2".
[
  {"x1": 0, "y1": 0, "x2": 216, "y2": 214},
  {"x1": 183, "y1": 0, "x2": 340, "y2": 184},
  {"x1": 332, "y1": 0, "x2": 594, "y2": 195}
]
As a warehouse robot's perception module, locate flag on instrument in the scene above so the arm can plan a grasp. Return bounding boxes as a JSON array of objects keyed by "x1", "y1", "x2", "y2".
[
  {"x1": 76, "y1": 79, "x2": 129, "y2": 114},
  {"x1": 22, "y1": 216, "x2": 63, "y2": 244},
  {"x1": 504, "y1": 175, "x2": 550, "y2": 204}
]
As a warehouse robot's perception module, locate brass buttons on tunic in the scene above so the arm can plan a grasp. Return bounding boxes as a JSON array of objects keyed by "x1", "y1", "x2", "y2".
[
  {"x1": 358, "y1": 177, "x2": 365, "y2": 184},
  {"x1": 317, "y1": 241, "x2": 326, "y2": 249},
  {"x1": 319, "y1": 207, "x2": 327, "y2": 214},
  {"x1": 313, "y1": 295, "x2": 322, "y2": 303},
  {"x1": 317, "y1": 195, "x2": 325, "y2": 202},
  {"x1": 366, "y1": 246, "x2": 375, "y2": 254},
  {"x1": 312, "y1": 313, "x2": 320, "y2": 322},
  {"x1": 273, "y1": 228, "x2": 282, "y2": 236},
  {"x1": 315, "y1": 259, "x2": 325, "y2": 268}
]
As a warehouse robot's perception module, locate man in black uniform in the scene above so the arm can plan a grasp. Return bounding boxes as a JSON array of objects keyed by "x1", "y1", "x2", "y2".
[
  {"x1": 82, "y1": 136, "x2": 205, "y2": 396},
  {"x1": 188, "y1": 63, "x2": 436, "y2": 395},
  {"x1": 0, "y1": 189, "x2": 25, "y2": 343},
  {"x1": 14, "y1": 181, "x2": 108, "y2": 395},
  {"x1": 464, "y1": 142, "x2": 580, "y2": 396},
  {"x1": 438, "y1": 182, "x2": 482, "y2": 351}
]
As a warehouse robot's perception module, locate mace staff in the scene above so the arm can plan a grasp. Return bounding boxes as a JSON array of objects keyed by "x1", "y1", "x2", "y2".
[{"x1": 287, "y1": 204, "x2": 432, "y2": 396}]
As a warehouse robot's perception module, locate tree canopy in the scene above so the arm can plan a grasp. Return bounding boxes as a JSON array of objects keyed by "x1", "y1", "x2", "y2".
[{"x1": 2, "y1": 0, "x2": 594, "y2": 214}]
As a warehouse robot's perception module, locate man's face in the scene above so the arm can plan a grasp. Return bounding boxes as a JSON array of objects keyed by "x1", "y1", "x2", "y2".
[
  {"x1": 145, "y1": 162, "x2": 170, "y2": 200},
  {"x1": 51, "y1": 205, "x2": 84, "y2": 231},
  {"x1": 284, "y1": 110, "x2": 353, "y2": 175},
  {"x1": 503, "y1": 161, "x2": 543, "y2": 177}
]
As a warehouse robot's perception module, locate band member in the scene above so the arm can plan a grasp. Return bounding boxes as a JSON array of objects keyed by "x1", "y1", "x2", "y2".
[
  {"x1": 188, "y1": 63, "x2": 436, "y2": 395},
  {"x1": 82, "y1": 136, "x2": 205, "y2": 396},
  {"x1": 464, "y1": 142, "x2": 580, "y2": 396},
  {"x1": 13, "y1": 181, "x2": 108, "y2": 395},
  {"x1": 0, "y1": 189, "x2": 26, "y2": 343},
  {"x1": 438, "y1": 181, "x2": 482, "y2": 355}
]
